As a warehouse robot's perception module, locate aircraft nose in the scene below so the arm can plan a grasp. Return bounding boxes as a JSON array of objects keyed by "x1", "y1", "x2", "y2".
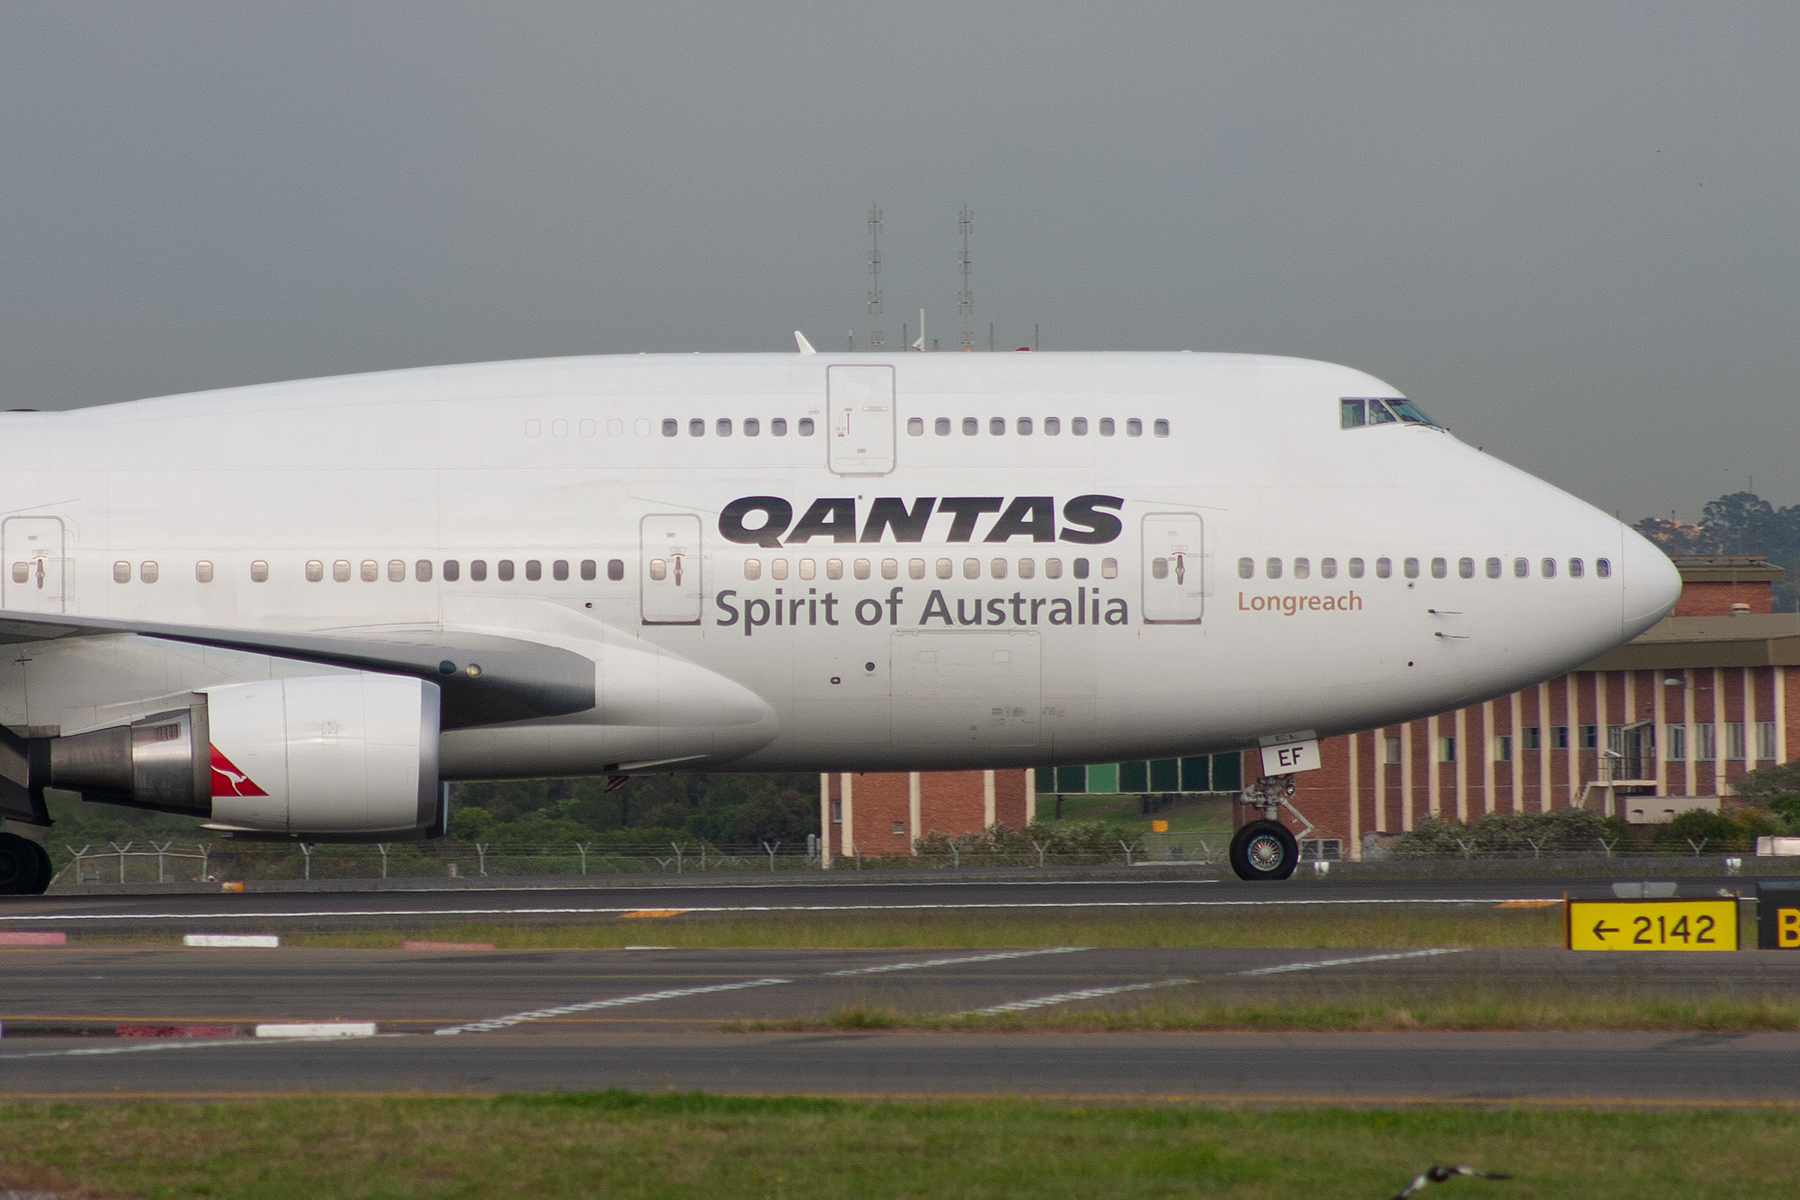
[{"x1": 1619, "y1": 524, "x2": 1681, "y2": 638}]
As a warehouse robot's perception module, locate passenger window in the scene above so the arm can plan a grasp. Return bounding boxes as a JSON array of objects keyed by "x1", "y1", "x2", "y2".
[
  {"x1": 1596, "y1": 558, "x2": 1612, "y2": 579},
  {"x1": 990, "y1": 417, "x2": 1005, "y2": 435},
  {"x1": 1152, "y1": 558, "x2": 1168, "y2": 579},
  {"x1": 824, "y1": 558, "x2": 842, "y2": 580},
  {"x1": 443, "y1": 560, "x2": 460, "y2": 582},
  {"x1": 416, "y1": 560, "x2": 433, "y2": 582},
  {"x1": 1340, "y1": 399, "x2": 1366, "y2": 428},
  {"x1": 908, "y1": 558, "x2": 926, "y2": 580},
  {"x1": 772, "y1": 558, "x2": 789, "y2": 580},
  {"x1": 1293, "y1": 557, "x2": 1311, "y2": 579},
  {"x1": 745, "y1": 418, "x2": 760, "y2": 437},
  {"x1": 689, "y1": 419, "x2": 705, "y2": 437},
  {"x1": 306, "y1": 560, "x2": 324, "y2": 582},
  {"x1": 1045, "y1": 417, "x2": 1061, "y2": 435},
  {"x1": 362, "y1": 560, "x2": 378, "y2": 582},
  {"x1": 772, "y1": 418, "x2": 788, "y2": 436},
  {"x1": 388, "y1": 559, "x2": 406, "y2": 582},
  {"x1": 963, "y1": 417, "x2": 979, "y2": 435},
  {"x1": 1541, "y1": 558, "x2": 1556, "y2": 578},
  {"x1": 580, "y1": 419, "x2": 596, "y2": 437},
  {"x1": 963, "y1": 558, "x2": 981, "y2": 579},
  {"x1": 1403, "y1": 557, "x2": 1419, "y2": 579},
  {"x1": 196, "y1": 560, "x2": 215, "y2": 583},
  {"x1": 1430, "y1": 558, "x2": 1447, "y2": 579},
  {"x1": 1018, "y1": 558, "x2": 1035, "y2": 579},
  {"x1": 1485, "y1": 557, "x2": 1501, "y2": 579},
  {"x1": 497, "y1": 560, "x2": 515, "y2": 582},
  {"x1": 1073, "y1": 558, "x2": 1090, "y2": 579},
  {"x1": 1348, "y1": 557, "x2": 1364, "y2": 579},
  {"x1": 853, "y1": 558, "x2": 870, "y2": 580},
  {"x1": 1320, "y1": 558, "x2": 1337, "y2": 579},
  {"x1": 1458, "y1": 557, "x2": 1474, "y2": 579},
  {"x1": 717, "y1": 418, "x2": 732, "y2": 437},
  {"x1": 607, "y1": 559, "x2": 624, "y2": 581},
  {"x1": 113, "y1": 560, "x2": 130, "y2": 584},
  {"x1": 1569, "y1": 558, "x2": 1584, "y2": 578},
  {"x1": 936, "y1": 558, "x2": 953, "y2": 579},
  {"x1": 553, "y1": 559, "x2": 569, "y2": 581},
  {"x1": 1514, "y1": 557, "x2": 1529, "y2": 578},
  {"x1": 935, "y1": 418, "x2": 951, "y2": 435},
  {"x1": 881, "y1": 558, "x2": 899, "y2": 580},
  {"x1": 649, "y1": 559, "x2": 667, "y2": 581},
  {"x1": 1126, "y1": 418, "x2": 1142, "y2": 437},
  {"x1": 1153, "y1": 419, "x2": 1169, "y2": 437},
  {"x1": 1375, "y1": 557, "x2": 1391, "y2": 578},
  {"x1": 139, "y1": 561, "x2": 159, "y2": 583},
  {"x1": 525, "y1": 560, "x2": 542, "y2": 581},
  {"x1": 470, "y1": 559, "x2": 488, "y2": 582},
  {"x1": 251, "y1": 560, "x2": 270, "y2": 583},
  {"x1": 662, "y1": 419, "x2": 677, "y2": 437},
  {"x1": 1099, "y1": 418, "x2": 1115, "y2": 436},
  {"x1": 991, "y1": 558, "x2": 1008, "y2": 579},
  {"x1": 1072, "y1": 417, "x2": 1088, "y2": 436},
  {"x1": 577, "y1": 560, "x2": 595, "y2": 581},
  {"x1": 334, "y1": 560, "x2": 351, "y2": 583},
  {"x1": 798, "y1": 418, "x2": 814, "y2": 436},
  {"x1": 907, "y1": 417, "x2": 923, "y2": 436},
  {"x1": 1238, "y1": 557, "x2": 1254, "y2": 579},
  {"x1": 744, "y1": 559, "x2": 761, "y2": 580},
  {"x1": 1266, "y1": 558, "x2": 1283, "y2": 580},
  {"x1": 1018, "y1": 417, "x2": 1032, "y2": 435},
  {"x1": 1045, "y1": 558, "x2": 1063, "y2": 579},
  {"x1": 799, "y1": 559, "x2": 816, "y2": 580}
]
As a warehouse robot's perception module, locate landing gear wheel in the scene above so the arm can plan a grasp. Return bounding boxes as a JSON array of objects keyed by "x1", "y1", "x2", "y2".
[
  {"x1": 1229, "y1": 819, "x2": 1299, "y2": 881},
  {"x1": 0, "y1": 831, "x2": 50, "y2": 896}
]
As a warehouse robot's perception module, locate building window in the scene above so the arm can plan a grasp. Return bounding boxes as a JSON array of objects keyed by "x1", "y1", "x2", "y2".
[
  {"x1": 831, "y1": 798, "x2": 842, "y2": 824},
  {"x1": 1524, "y1": 725, "x2": 1540, "y2": 750},
  {"x1": 1578, "y1": 725, "x2": 1596, "y2": 750},
  {"x1": 1300, "y1": 838, "x2": 1342, "y2": 861},
  {"x1": 1695, "y1": 724, "x2": 1715, "y2": 761},
  {"x1": 891, "y1": 821, "x2": 906, "y2": 836},
  {"x1": 1384, "y1": 736, "x2": 1401, "y2": 765},
  {"x1": 1553, "y1": 726, "x2": 1569, "y2": 750},
  {"x1": 1439, "y1": 736, "x2": 1456, "y2": 762},
  {"x1": 1726, "y1": 722, "x2": 1746, "y2": 761},
  {"x1": 1667, "y1": 724, "x2": 1686, "y2": 760},
  {"x1": 1758, "y1": 721, "x2": 1777, "y2": 761},
  {"x1": 1494, "y1": 734, "x2": 1512, "y2": 762}
]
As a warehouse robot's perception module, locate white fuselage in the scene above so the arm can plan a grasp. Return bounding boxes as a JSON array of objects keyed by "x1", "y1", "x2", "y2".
[{"x1": 0, "y1": 351, "x2": 1680, "y2": 780}]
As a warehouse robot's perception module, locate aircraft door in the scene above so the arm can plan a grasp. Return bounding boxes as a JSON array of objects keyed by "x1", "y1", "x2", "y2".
[
  {"x1": 640, "y1": 513, "x2": 703, "y2": 625},
  {"x1": 827, "y1": 364, "x2": 895, "y2": 475},
  {"x1": 1141, "y1": 512, "x2": 1204, "y2": 624},
  {"x1": 2, "y1": 517, "x2": 67, "y2": 614}
]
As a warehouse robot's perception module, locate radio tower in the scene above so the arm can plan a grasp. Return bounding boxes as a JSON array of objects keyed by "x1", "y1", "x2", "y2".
[
  {"x1": 958, "y1": 204, "x2": 974, "y2": 352},
  {"x1": 868, "y1": 205, "x2": 884, "y2": 351}
]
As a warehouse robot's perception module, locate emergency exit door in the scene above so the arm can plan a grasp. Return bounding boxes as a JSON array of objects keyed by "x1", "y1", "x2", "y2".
[
  {"x1": 2, "y1": 517, "x2": 66, "y2": 614},
  {"x1": 1141, "y1": 512, "x2": 1204, "y2": 624},
  {"x1": 827, "y1": 364, "x2": 895, "y2": 475},
  {"x1": 640, "y1": 514, "x2": 703, "y2": 625}
]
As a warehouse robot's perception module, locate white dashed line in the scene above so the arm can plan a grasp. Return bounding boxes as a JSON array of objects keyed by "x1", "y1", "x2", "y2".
[
  {"x1": 964, "y1": 978, "x2": 1196, "y2": 1015},
  {"x1": 1236, "y1": 948, "x2": 1469, "y2": 976},
  {"x1": 826, "y1": 947, "x2": 1091, "y2": 976},
  {"x1": 432, "y1": 977, "x2": 792, "y2": 1036}
]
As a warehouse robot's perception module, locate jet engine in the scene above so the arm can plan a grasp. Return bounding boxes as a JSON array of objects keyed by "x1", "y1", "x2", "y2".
[{"x1": 37, "y1": 673, "x2": 442, "y2": 840}]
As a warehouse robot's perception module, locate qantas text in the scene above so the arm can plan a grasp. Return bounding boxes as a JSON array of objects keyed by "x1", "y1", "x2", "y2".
[{"x1": 718, "y1": 495, "x2": 1123, "y2": 547}]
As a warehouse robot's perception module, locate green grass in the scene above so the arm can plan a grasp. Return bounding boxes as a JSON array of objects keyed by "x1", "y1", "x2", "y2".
[
  {"x1": 210, "y1": 904, "x2": 1561, "y2": 952},
  {"x1": 2, "y1": 1092, "x2": 1797, "y2": 1198}
]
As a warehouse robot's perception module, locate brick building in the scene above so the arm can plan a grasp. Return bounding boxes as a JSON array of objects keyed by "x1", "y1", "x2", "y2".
[{"x1": 818, "y1": 769, "x2": 1034, "y2": 866}]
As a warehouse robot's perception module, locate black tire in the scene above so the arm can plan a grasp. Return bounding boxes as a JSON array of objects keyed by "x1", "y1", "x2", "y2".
[
  {"x1": 1229, "y1": 819, "x2": 1299, "y2": 881},
  {"x1": 0, "y1": 831, "x2": 46, "y2": 895}
]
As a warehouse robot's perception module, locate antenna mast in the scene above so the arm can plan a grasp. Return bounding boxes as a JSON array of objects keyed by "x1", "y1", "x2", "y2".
[
  {"x1": 958, "y1": 204, "x2": 974, "y2": 352},
  {"x1": 868, "y1": 205, "x2": 884, "y2": 351}
]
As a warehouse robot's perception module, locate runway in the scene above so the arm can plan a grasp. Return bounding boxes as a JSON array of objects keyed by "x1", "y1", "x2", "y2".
[
  {"x1": 0, "y1": 872, "x2": 1751, "y2": 929},
  {"x1": 4, "y1": 944, "x2": 1799, "y2": 1103}
]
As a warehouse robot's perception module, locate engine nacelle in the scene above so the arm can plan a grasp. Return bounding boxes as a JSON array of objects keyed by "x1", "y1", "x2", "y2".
[{"x1": 42, "y1": 673, "x2": 441, "y2": 840}]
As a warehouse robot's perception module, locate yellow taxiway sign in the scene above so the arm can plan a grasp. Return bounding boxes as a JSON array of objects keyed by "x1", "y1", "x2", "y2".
[{"x1": 1566, "y1": 899, "x2": 1738, "y2": 951}]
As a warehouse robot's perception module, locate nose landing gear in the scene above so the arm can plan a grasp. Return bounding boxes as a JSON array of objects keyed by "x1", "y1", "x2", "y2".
[{"x1": 1229, "y1": 773, "x2": 1303, "y2": 881}]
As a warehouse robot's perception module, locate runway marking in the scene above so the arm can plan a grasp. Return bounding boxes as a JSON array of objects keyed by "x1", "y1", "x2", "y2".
[
  {"x1": 826, "y1": 947, "x2": 1090, "y2": 975},
  {"x1": 0, "y1": 1033, "x2": 412, "y2": 1061},
  {"x1": 0, "y1": 899, "x2": 1556, "y2": 923},
  {"x1": 432, "y1": 978, "x2": 792, "y2": 1036},
  {"x1": 1237, "y1": 948, "x2": 1470, "y2": 976},
  {"x1": 964, "y1": 978, "x2": 1195, "y2": 1015}
]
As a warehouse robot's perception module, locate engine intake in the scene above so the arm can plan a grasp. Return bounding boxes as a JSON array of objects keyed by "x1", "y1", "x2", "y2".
[{"x1": 38, "y1": 673, "x2": 442, "y2": 840}]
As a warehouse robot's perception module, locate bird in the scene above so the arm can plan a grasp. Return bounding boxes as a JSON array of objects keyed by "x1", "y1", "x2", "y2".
[{"x1": 1391, "y1": 1164, "x2": 1512, "y2": 1199}]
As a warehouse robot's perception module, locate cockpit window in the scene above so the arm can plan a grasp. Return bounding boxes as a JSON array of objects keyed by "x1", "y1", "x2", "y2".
[
  {"x1": 1367, "y1": 398, "x2": 1398, "y2": 425},
  {"x1": 1340, "y1": 399, "x2": 1366, "y2": 428},
  {"x1": 1342, "y1": 396, "x2": 1438, "y2": 428},
  {"x1": 1387, "y1": 398, "x2": 1437, "y2": 426}
]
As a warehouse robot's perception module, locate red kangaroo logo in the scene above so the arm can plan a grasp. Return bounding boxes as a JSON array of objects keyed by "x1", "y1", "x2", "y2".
[{"x1": 210, "y1": 746, "x2": 268, "y2": 797}]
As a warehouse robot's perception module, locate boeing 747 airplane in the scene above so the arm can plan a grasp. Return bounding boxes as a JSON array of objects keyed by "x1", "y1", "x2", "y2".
[{"x1": 0, "y1": 349, "x2": 1680, "y2": 889}]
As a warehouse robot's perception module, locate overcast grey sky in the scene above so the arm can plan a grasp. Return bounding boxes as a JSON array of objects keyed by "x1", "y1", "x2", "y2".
[{"x1": 1, "y1": 3, "x2": 1794, "y2": 520}]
